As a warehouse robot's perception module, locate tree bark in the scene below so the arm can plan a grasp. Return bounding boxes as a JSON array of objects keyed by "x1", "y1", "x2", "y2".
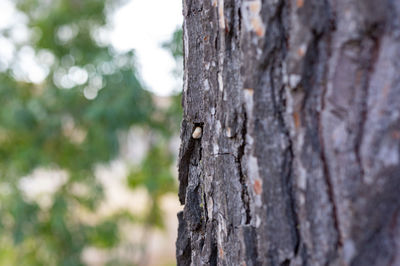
[{"x1": 176, "y1": 0, "x2": 400, "y2": 265}]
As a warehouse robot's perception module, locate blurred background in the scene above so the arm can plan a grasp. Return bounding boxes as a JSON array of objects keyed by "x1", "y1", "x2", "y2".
[{"x1": 0, "y1": 0, "x2": 183, "y2": 265}]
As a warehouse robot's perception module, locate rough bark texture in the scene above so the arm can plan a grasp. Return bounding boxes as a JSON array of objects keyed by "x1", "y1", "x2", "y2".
[{"x1": 176, "y1": 0, "x2": 400, "y2": 265}]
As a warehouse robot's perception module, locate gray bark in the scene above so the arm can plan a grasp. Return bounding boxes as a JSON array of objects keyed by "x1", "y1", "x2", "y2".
[{"x1": 176, "y1": 0, "x2": 400, "y2": 265}]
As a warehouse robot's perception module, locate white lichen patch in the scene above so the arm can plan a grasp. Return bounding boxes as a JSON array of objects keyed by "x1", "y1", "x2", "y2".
[
  {"x1": 226, "y1": 127, "x2": 232, "y2": 137},
  {"x1": 289, "y1": 74, "x2": 301, "y2": 88},
  {"x1": 184, "y1": 23, "x2": 189, "y2": 60},
  {"x1": 217, "y1": 212, "x2": 227, "y2": 253},
  {"x1": 284, "y1": 86, "x2": 294, "y2": 115},
  {"x1": 203, "y1": 79, "x2": 210, "y2": 91},
  {"x1": 210, "y1": 107, "x2": 215, "y2": 115},
  {"x1": 299, "y1": 193, "x2": 305, "y2": 205},
  {"x1": 255, "y1": 215, "x2": 261, "y2": 228},
  {"x1": 248, "y1": 155, "x2": 262, "y2": 206},
  {"x1": 183, "y1": 21, "x2": 189, "y2": 92},
  {"x1": 213, "y1": 143, "x2": 219, "y2": 154},
  {"x1": 216, "y1": 120, "x2": 222, "y2": 133},
  {"x1": 242, "y1": 0, "x2": 265, "y2": 37},
  {"x1": 283, "y1": 74, "x2": 289, "y2": 85},
  {"x1": 218, "y1": 0, "x2": 225, "y2": 29},
  {"x1": 246, "y1": 134, "x2": 254, "y2": 146},
  {"x1": 243, "y1": 88, "x2": 254, "y2": 114},
  {"x1": 378, "y1": 139, "x2": 399, "y2": 167},
  {"x1": 210, "y1": 107, "x2": 216, "y2": 115},
  {"x1": 183, "y1": 73, "x2": 188, "y2": 92},
  {"x1": 282, "y1": 61, "x2": 289, "y2": 85},
  {"x1": 298, "y1": 163, "x2": 307, "y2": 190},
  {"x1": 218, "y1": 72, "x2": 224, "y2": 92},
  {"x1": 207, "y1": 196, "x2": 214, "y2": 220}
]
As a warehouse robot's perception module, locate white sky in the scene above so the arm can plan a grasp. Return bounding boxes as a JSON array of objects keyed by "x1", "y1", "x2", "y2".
[
  {"x1": 110, "y1": 0, "x2": 183, "y2": 96},
  {"x1": 0, "y1": 0, "x2": 183, "y2": 96}
]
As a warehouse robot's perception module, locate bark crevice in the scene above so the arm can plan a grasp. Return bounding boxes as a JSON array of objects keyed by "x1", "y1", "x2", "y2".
[
  {"x1": 316, "y1": 28, "x2": 344, "y2": 251},
  {"x1": 237, "y1": 105, "x2": 251, "y2": 225}
]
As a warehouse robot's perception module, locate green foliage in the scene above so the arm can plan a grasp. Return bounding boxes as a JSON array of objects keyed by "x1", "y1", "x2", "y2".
[
  {"x1": 0, "y1": 0, "x2": 181, "y2": 265},
  {"x1": 162, "y1": 28, "x2": 183, "y2": 60},
  {"x1": 161, "y1": 27, "x2": 183, "y2": 133},
  {"x1": 87, "y1": 220, "x2": 119, "y2": 248}
]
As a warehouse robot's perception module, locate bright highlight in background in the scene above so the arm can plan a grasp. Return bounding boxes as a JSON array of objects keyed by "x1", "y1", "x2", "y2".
[
  {"x1": 0, "y1": 0, "x2": 183, "y2": 96},
  {"x1": 111, "y1": 0, "x2": 183, "y2": 96}
]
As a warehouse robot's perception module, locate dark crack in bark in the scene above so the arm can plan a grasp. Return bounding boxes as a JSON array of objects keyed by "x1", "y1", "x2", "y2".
[{"x1": 237, "y1": 106, "x2": 251, "y2": 225}]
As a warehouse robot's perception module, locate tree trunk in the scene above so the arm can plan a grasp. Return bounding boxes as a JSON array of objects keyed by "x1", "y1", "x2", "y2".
[{"x1": 176, "y1": 0, "x2": 400, "y2": 265}]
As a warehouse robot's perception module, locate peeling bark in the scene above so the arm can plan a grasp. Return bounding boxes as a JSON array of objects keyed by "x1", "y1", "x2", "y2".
[{"x1": 177, "y1": 0, "x2": 400, "y2": 265}]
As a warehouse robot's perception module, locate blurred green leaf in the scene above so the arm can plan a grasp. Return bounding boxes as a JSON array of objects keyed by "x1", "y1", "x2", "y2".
[
  {"x1": 0, "y1": 0, "x2": 182, "y2": 264},
  {"x1": 88, "y1": 221, "x2": 119, "y2": 248}
]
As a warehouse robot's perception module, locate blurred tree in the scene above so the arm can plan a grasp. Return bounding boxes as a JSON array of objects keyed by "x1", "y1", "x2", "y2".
[
  {"x1": 161, "y1": 27, "x2": 183, "y2": 134},
  {"x1": 163, "y1": 28, "x2": 183, "y2": 60},
  {"x1": 0, "y1": 0, "x2": 180, "y2": 265}
]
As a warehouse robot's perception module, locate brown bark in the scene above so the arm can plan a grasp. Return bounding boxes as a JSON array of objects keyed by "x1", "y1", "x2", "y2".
[{"x1": 177, "y1": 0, "x2": 400, "y2": 265}]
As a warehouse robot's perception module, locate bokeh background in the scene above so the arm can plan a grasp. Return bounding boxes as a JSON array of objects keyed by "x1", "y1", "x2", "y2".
[{"x1": 0, "y1": 0, "x2": 183, "y2": 265}]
